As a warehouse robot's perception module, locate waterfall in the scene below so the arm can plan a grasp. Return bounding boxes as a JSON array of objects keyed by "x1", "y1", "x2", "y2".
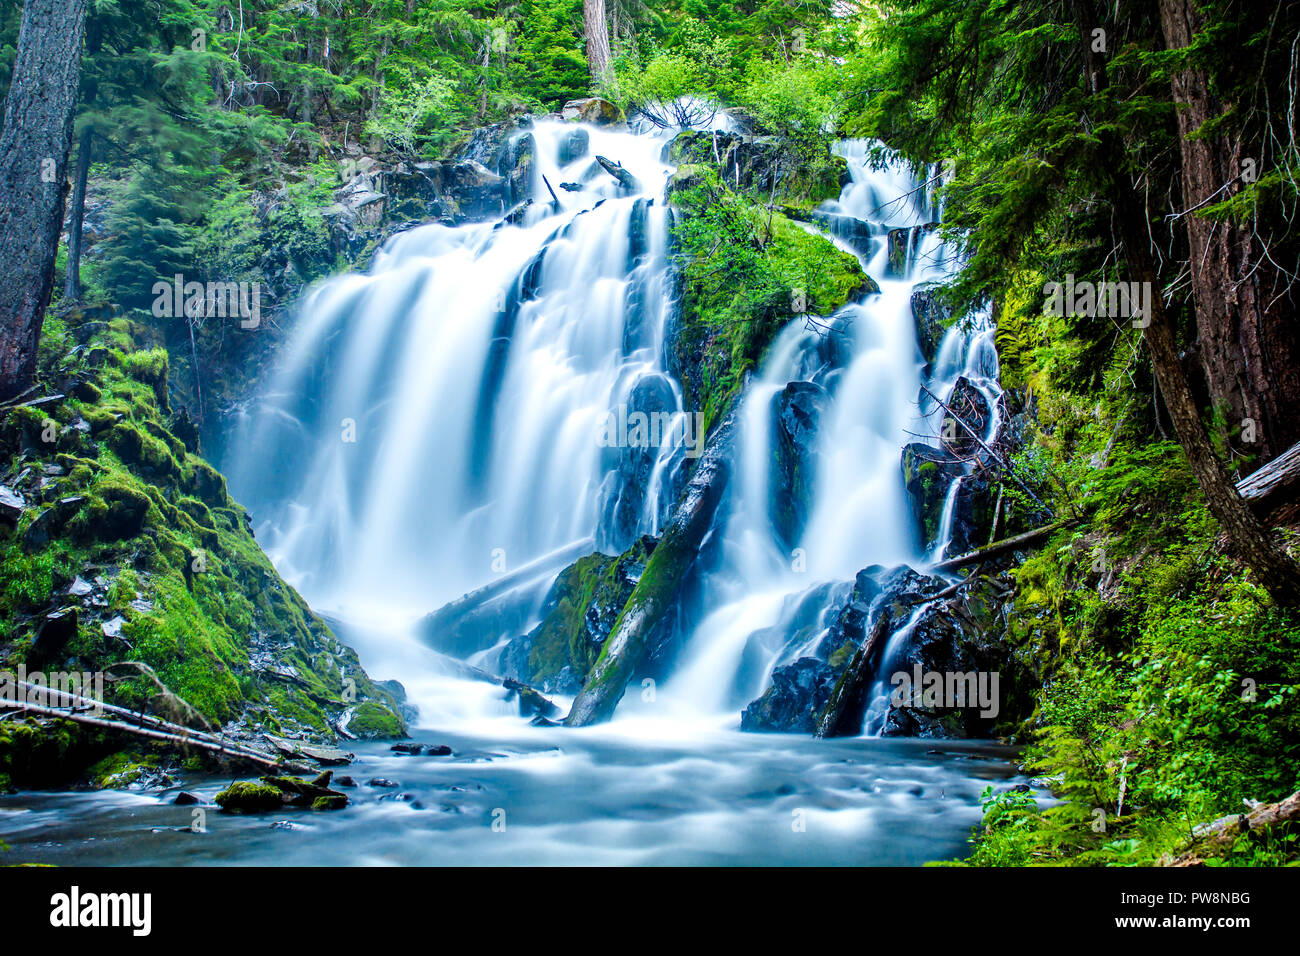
[{"x1": 224, "y1": 120, "x2": 998, "y2": 734}]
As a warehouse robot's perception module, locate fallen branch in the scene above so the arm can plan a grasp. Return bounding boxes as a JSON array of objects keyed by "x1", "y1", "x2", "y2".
[
  {"x1": 931, "y1": 519, "x2": 1080, "y2": 573},
  {"x1": 0, "y1": 698, "x2": 283, "y2": 769},
  {"x1": 1236, "y1": 440, "x2": 1300, "y2": 525}
]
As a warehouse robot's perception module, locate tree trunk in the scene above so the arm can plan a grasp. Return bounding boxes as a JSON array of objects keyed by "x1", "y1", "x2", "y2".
[
  {"x1": 0, "y1": 0, "x2": 88, "y2": 399},
  {"x1": 583, "y1": 0, "x2": 613, "y2": 83},
  {"x1": 1072, "y1": 0, "x2": 1300, "y2": 606},
  {"x1": 1158, "y1": 0, "x2": 1300, "y2": 464},
  {"x1": 63, "y1": 124, "x2": 92, "y2": 303}
]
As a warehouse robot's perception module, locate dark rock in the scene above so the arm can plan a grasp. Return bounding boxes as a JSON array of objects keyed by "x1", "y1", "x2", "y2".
[
  {"x1": 901, "y1": 442, "x2": 964, "y2": 550},
  {"x1": 910, "y1": 283, "x2": 951, "y2": 370},
  {"x1": 0, "y1": 485, "x2": 25, "y2": 526},
  {"x1": 503, "y1": 678, "x2": 558, "y2": 719},
  {"x1": 391, "y1": 742, "x2": 424, "y2": 754},
  {"x1": 311, "y1": 795, "x2": 348, "y2": 810},
  {"x1": 172, "y1": 791, "x2": 202, "y2": 806},
  {"x1": 31, "y1": 608, "x2": 78, "y2": 662},
  {"x1": 885, "y1": 223, "x2": 938, "y2": 277},
  {"x1": 941, "y1": 377, "x2": 993, "y2": 453},
  {"x1": 771, "y1": 381, "x2": 827, "y2": 549},
  {"x1": 335, "y1": 776, "x2": 357, "y2": 788},
  {"x1": 215, "y1": 781, "x2": 286, "y2": 813},
  {"x1": 21, "y1": 508, "x2": 55, "y2": 550},
  {"x1": 423, "y1": 744, "x2": 453, "y2": 756},
  {"x1": 367, "y1": 778, "x2": 399, "y2": 788},
  {"x1": 741, "y1": 658, "x2": 838, "y2": 733},
  {"x1": 596, "y1": 372, "x2": 677, "y2": 550}
]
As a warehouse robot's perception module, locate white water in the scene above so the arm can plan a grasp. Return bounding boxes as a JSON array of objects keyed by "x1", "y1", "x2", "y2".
[{"x1": 225, "y1": 120, "x2": 998, "y2": 737}]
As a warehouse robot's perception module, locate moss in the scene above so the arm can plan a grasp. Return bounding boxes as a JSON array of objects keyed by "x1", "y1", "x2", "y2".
[
  {"x1": 346, "y1": 700, "x2": 405, "y2": 739},
  {"x1": 312, "y1": 794, "x2": 348, "y2": 810},
  {"x1": 214, "y1": 780, "x2": 285, "y2": 813}
]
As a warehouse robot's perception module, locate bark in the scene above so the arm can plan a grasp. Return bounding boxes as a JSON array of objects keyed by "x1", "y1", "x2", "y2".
[
  {"x1": 583, "y1": 0, "x2": 613, "y2": 82},
  {"x1": 0, "y1": 0, "x2": 88, "y2": 400},
  {"x1": 931, "y1": 519, "x2": 1081, "y2": 573},
  {"x1": 62, "y1": 125, "x2": 92, "y2": 302},
  {"x1": 814, "y1": 609, "x2": 893, "y2": 738},
  {"x1": 1158, "y1": 0, "x2": 1300, "y2": 464},
  {"x1": 1236, "y1": 441, "x2": 1300, "y2": 526},
  {"x1": 1072, "y1": 0, "x2": 1300, "y2": 605},
  {"x1": 565, "y1": 416, "x2": 736, "y2": 726}
]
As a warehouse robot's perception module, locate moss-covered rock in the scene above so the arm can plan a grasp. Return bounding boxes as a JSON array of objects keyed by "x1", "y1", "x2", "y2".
[
  {"x1": 0, "y1": 307, "x2": 405, "y2": 790},
  {"x1": 215, "y1": 780, "x2": 286, "y2": 812}
]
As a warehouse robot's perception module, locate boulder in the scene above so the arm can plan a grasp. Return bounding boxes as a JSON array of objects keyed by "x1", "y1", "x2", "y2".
[
  {"x1": 770, "y1": 381, "x2": 826, "y2": 549},
  {"x1": 0, "y1": 485, "x2": 26, "y2": 527},
  {"x1": 561, "y1": 97, "x2": 624, "y2": 126},
  {"x1": 901, "y1": 442, "x2": 964, "y2": 550},
  {"x1": 741, "y1": 658, "x2": 839, "y2": 733},
  {"x1": 910, "y1": 283, "x2": 951, "y2": 370},
  {"x1": 558, "y1": 127, "x2": 590, "y2": 165},
  {"x1": 214, "y1": 781, "x2": 286, "y2": 813}
]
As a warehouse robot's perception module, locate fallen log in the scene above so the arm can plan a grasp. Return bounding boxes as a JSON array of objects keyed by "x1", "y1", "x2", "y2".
[
  {"x1": 565, "y1": 415, "x2": 737, "y2": 726},
  {"x1": 814, "y1": 609, "x2": 895, "y2": 738},
  {"x1": 0, "y1": 698, "x2": 284, "y2": 769},
  {"x1": 595, "y1": 155, "x2": 640, "y2": 192},
  {"x1": 931, "y1": 519, "x2": 1080, "y2": 573},
  {"x1": 1237, "y1": 441, "x2": 1300, "y2": 525}
]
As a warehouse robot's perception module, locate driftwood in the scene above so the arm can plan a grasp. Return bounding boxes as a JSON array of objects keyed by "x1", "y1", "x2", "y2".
[
  {"x1": 814, "y1": 610, "x2": 895, "y2": 738},
  {"x1": 1165, "y1": 789, "x2": 1300, "y2": 866},
  {"x1": 1237, "y1": 441, "x2": 1300, "y2": 525},
  {"x1": 595, "y1": 155, "x2": 639, "y2": 192},
  {"x1": 932, "y1": 519, "x2": 1080, "y2": 573},
  {"x1": 565, "y1": 415, "x2": 737, "y2": 726}
]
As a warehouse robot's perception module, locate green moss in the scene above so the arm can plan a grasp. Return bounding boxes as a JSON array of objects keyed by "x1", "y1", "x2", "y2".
[
  {"x1": 215, "y1": 780, "x2": 285, "y2": 812},
  {"x1": 346, "y1": 701, "x2": 405, "y2": 739}
]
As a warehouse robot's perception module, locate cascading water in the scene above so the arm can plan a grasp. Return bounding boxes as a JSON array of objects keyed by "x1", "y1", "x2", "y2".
[
  {"x1": 0, "y1": 117, "x2": 1034, "y2": 869},
  {"x1": 225, "y1": 120, "x2": 998, "y2": 736}
]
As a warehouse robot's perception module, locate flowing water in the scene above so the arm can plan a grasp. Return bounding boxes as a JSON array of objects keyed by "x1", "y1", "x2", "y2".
[{"x1": 0, "y1": 117, "x2": 1027, "y2": 866}]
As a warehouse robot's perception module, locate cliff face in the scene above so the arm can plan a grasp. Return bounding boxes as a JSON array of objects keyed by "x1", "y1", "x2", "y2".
[{"x1": 0, "y1": 309, "x2": 404, "y2": 790}]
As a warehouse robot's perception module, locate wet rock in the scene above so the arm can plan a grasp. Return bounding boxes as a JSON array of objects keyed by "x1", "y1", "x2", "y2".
[
  {"x1": 444, "y1": 160, "x2": 507, "y2": 221},
  {"x1": 941, "y1": 377, "x2": 992, "y2": 453},
  {"x1": 423, "y1": 744, "x2": 453, "y2": 756},
  {"x1": 741, "y1": 658, "x2": 838, "y2": 733},
  {"x1": 501, "y1": 132, "x2": 536, "y2": 206},
  {"x1": 558, "y1": 127, "x2": 590, "y2": 165},
  {"x1": 910, "y1": 283, "x2": 951, "y2": 370},
  {"x1": 561, "y1": 97, "x2": 624, "y2": 125},
  {"x1": 391, "y1": 742, "x2": 424, "y2": 755},
  {"x1": 901, "y1": 442, "x2": 964, "y2": 550},
  {"x1": 885, "y1": 223, "x2": 938, "y2": 276},
  {"x1": 172, "y1": 791, "x2": 202, "y2": 806},
  {"x1": 312, "y1": 795, "x2": 348, "y2": 811},
  {"x1": 367, "y1": 778, "x2": 399, "y2": 788},
  {"x1": 771, "y1": 381, "x2": 826, "y2": 549},
  {"x1": 215, "y1": 781, "x2": 286, "y2": 813},
  {"x1": 596, "y1": 372, "x2": 677, "y2": 550},
  {"x1": 503, "y1": 678, "x2": 558, "y2": 719},
  {"x1": 21, "y1": 507, "x2": 55, "y2": 550},
  {"x1": 335, "y1": 776, "x2": 357, "y2": 788}
]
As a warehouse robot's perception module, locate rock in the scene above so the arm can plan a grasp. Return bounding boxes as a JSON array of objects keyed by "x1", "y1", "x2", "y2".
[
  {"x1": 335, "y1": 776, "x2": 357, "y2": 788},
  {"x1": 312, "y1": 795, "x2": 348, "y2": 811},
  {"x1": 558, "y1": 127, "x2": 590, "y2": 164},
  {"x1": 0, "y1": 485, "x2": 25, "y2": 526},
  {"x1": 596, "y1": 372, "x2": 677, "y2": 550},
  {"x1": 885, "y1": 223, "x2": 938, "y2": 276},
  {"x1": 423, "y1": 744, "x2": 453, "y2": 756},
  {"x1": 770, "y1": 381, "x2": 826, "y2": 549},
  {"x1": 309, "y1": 771, "x2": 333, "y2": 788},
  {"x1": 444, "y1": 160, "x2": 506, "y2": 220},
  {"x1": 172, "y1": 791, "x2": 202, "y2": 806},
  {"x1": 901, "y1": 442, "x2": 965, "y2": 550},
  {"x1": 391, "y1": 742, "x2": 424, "y2": 754},
  {"x1": 941, "y1": 377, "x2": 993, "y2": 453},
  {"x1": 910, "y1": 283, "x2": 951, "y2": 370},
  {"x1": 559, "y1": 181, "x2": 584, "y2": 192},
  {"x1": 67, "y1": 575, "x2": 94, "y2": 598},
  {"x1": 503, "y1": 678, "x2": 559, "y2": 719},
  {"x1": 21, "y1": 508, "x2": 55, "y2": 550},
  {"x1": 561, "y1": 97, "x2": 624, "y2": 125},
  {"x1": 215, "y1": 781, "x2": 286, "y2": 813},
  {"x1": 31, "y1": 608, "x2": 78, "y2": 662},
  {"x1": 367, "y1": 778, "x2": 399, "y2": 788},
  {"x1": 101, "y1": 616, "x2": 126, "y2": 639},
  {"x1": 501, "y1": 132, "x2": 536, "y2": 206},
  {"x1": 741, "y1": 658, "x2": 839, "y2": 733}
]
